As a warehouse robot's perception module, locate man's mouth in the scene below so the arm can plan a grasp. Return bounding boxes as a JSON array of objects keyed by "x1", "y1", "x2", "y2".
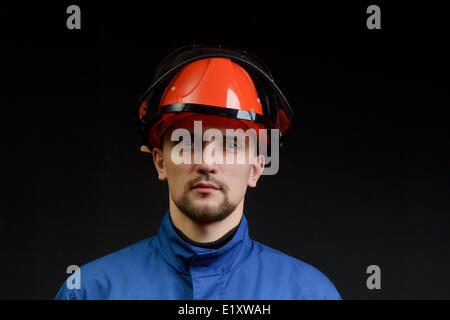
[{"x1": 191, "y1": 182, "x2": 220, "y2": 194}]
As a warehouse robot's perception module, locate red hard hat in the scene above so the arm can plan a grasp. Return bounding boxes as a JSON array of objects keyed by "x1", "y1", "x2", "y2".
[
  {"x1": 140, "y1": 57, "x2": 266, "y2": 148},
  {"x1": 135, "y1": 44, "x2": 295, "y2": 152}
]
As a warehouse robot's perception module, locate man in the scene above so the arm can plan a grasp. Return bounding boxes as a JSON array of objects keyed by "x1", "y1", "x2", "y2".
[{"x1": 55, "y1": 45, "x2": 341, "y2": 300}]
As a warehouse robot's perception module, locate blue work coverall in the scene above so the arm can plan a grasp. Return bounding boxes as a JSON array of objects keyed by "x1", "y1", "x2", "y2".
[{"x1": 55, "y1": 210, "x2": 341, "y2": 300}]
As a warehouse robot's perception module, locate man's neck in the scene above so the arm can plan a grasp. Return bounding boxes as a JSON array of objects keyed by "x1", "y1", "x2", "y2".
[{"x1": 168, "y1": 198, "x2": 244, "y2": 243}]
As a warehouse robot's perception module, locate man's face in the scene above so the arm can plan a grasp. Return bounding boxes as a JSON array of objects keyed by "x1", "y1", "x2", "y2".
[{"x1": 152, "y1": 115, "x2": 265, "y2": 223}]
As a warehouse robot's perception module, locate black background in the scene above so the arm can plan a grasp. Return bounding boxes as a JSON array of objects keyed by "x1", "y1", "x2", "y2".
[{"x1": 3, "y1": 3, "x2": 449, "y2": 299}]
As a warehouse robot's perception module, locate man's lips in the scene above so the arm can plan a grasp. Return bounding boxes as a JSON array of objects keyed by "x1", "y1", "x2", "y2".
[{"x1": 191, "y1": 182, "x2": 220, "y2": 193}]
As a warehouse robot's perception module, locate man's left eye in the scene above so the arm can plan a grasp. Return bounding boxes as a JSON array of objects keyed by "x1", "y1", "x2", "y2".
[{"x1": 226, "y1": 142, "x2": 241, "y2": 150}]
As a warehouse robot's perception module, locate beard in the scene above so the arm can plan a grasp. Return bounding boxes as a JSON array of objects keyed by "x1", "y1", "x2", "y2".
[{"x1": 172, "y1": 177, "x2": 239, "y2": 223}]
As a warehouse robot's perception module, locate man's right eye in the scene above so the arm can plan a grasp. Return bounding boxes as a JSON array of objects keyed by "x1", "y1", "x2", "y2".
[{"x1": 180, "y1": 139, "x2": 193, "y2": 148}]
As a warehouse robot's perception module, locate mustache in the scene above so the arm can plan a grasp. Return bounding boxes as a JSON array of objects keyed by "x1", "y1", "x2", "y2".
[{"x1": 188, "y1": 175, "x2": 225, "y2": 190}]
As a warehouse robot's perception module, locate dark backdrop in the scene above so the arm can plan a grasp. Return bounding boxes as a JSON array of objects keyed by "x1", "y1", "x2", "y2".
[{"x1": 3, "y1": 3, "x2": 449, "y2": 299}]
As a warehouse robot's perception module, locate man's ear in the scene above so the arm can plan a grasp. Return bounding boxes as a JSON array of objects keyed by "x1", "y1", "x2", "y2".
[
  {"x1": 152, "y1": 147, "x2": 167, "y2": 181},
  {"x1": 248, "y1": 154, "x2": 265, "y2": 188}
]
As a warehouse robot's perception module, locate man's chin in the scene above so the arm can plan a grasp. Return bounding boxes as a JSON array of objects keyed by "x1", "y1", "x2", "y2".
[
  {"x1": 174, "y1": 191, "x2": 236, "y2": 223},
  {"x1": 189, "y1": 202, "x2": 221, "y2": 214},
  {"x1": 183, "y1": 202, "x2": 228, "y2": 223}
]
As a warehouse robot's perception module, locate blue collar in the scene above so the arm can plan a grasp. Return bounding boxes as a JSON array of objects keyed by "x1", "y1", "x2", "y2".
[{"x1": 156, "y1": 210, "x2": 252, "y2": 277}]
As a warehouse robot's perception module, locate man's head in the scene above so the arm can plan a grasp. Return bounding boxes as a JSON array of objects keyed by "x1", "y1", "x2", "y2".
[
  {"x1": 135, "y1": 45, "x2": 295, "y2": 225},
  {"x1": 152, "y1": 115, "x2": 265, "y2": 223}
]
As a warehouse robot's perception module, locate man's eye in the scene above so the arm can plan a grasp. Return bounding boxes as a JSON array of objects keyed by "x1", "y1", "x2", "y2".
[
  {"x1": 180, "y1": 139, "x2": 193, "y2": 148},
  {"x1": 226, "y1": 142, "x2": 241, "y2": 150}
]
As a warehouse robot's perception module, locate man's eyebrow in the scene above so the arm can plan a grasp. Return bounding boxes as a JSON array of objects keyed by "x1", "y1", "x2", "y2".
[
  {"x1": 180, "y1": 131, "x2": 246, "y2": 139},
  {"x1": 225, "y1": 133, "x2": 250, "y2": 139}
]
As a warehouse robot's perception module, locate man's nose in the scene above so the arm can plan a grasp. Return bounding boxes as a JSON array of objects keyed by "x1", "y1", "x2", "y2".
[{"x1": 195, "y1": 140, "x2": 219, "y2": 173}]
